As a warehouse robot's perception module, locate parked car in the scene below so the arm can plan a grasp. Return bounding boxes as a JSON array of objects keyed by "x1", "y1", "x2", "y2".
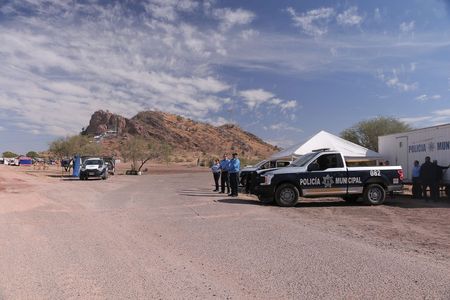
[
  {"x1": 79, "y1": 158, "x2": 108, "y2": 180},
  {"x1": 103, "y1": 157, "x2": 115, "y2": 175},
  {"x1": 240, "y1": 158, "x2": 291, "y2": 194}
]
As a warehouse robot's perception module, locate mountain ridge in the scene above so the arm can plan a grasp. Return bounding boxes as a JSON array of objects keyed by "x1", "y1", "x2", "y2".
[{"x1": 83, "y1": 110, "x2": 279, "y2": 161}]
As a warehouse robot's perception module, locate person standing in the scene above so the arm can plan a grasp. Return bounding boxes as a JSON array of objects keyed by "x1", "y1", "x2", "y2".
[
  {"x1": 211, "y1": 159, "x2": 221, "y2": 192},
  {"x1": 411, "y1": 160, "x2": 422, "y2": 199},
  {"x1": 219, "y1": 154, "x2": 230, "y2": 194},
  {"x1": 432, "y1": 160, "x2": 449, "y2": 201},
  {"x1": 420, "y1": 156, "x2": 436, "y2": 201},
  {"x1": 228, "y1": 152, "x2": 241, "y2": 197}
]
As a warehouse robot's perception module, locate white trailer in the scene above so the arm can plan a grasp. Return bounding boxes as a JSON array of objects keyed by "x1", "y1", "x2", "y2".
[{"x1": 378, "y1": 123, "x2": 450, "y2": 187}]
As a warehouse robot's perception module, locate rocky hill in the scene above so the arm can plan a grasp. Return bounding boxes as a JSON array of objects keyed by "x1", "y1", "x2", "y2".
[{"x1": 83, "y1": 110, "x2": 279, "y2": 162}]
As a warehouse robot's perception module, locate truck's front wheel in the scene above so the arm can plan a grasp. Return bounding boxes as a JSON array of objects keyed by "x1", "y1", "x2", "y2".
[
  {"x1": 363, "y1": 184, "x2": 386, "y2": 205},
  {"x1": 275, "y1": 183, "x2": 299, "y2": 207}
]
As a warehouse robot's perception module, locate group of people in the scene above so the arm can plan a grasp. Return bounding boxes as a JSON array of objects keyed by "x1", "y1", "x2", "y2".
[
  {"x1": 211, "y1": 153, "x2": 241, "y2": 197},
  {"x1": 411, "y1": 156, "x2": 449, "y2": 201}
]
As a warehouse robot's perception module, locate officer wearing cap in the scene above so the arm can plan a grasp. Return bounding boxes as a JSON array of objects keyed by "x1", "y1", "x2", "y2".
[{"x1": 228, "y1": 152, "x2": 241, "y2": 197}]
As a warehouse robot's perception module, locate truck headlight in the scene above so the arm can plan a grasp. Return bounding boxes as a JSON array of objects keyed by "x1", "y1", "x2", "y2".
[{"x1": 261, "y1": 174, "x2": 274, "y2": 185}]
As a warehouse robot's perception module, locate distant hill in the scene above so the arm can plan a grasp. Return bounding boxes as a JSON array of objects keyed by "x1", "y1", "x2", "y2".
[{"x1": 82, "y1": 110, "x2": 279, "y2": 163}]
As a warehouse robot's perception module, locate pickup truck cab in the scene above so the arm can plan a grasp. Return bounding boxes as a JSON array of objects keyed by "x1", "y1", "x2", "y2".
[{"x1": 254, "y1": 149, "x2": 403, "y2": 206}]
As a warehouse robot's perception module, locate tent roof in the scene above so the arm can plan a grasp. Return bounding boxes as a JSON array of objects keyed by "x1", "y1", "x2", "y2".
[{"x1": 270, "y1": 130, "x2": 382, "y2": 161}]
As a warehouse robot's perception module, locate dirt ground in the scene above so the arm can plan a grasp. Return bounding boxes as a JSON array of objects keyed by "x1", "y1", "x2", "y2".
[
  {"x1": 2, "y1": 163, "x2": 449, "y2": 262},
  {"x1": 0, "y1": 163, "x2": 449, "y2": 298}
]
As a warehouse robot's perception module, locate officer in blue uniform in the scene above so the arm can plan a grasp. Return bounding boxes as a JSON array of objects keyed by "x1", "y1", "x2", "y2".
[
  {"x1": 219, "y1": 154, "x2": 230, "y2": 194},
  {"x1": 228, "y1": 152, "x2": 241, "y2": 197}
]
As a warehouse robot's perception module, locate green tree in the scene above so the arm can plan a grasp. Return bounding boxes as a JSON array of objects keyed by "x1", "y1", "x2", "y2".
[
  {"x1": 49, "y1": 135, "x2": 102, "y2": 158},
  {"x1": 120, "y1": 137, "x2": 160, "y2": 172},
  {"x1": 26, "y1": 151, "x2": 39, "y2": 158},
  {"x1": 2, "y1": 151, "x2": 18, "y2": 158},
  {"x1": 340, "y1": 117, "x2": 411, "y2": 151}
]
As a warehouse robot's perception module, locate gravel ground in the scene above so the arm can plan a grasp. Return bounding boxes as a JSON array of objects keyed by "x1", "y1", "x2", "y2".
[{"x1": 0, "y1": 165, "x2": 449, "y2": 299}]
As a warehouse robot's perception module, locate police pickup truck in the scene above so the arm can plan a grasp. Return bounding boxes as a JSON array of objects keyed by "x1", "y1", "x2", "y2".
[{"x1": 253, "y1": 149, "x2": 403, "y2": 206}]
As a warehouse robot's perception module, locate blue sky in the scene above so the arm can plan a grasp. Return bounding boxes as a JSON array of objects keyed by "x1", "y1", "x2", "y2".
[{"x1": 1, "y1": 0, "x2": 450, "y2": 154}]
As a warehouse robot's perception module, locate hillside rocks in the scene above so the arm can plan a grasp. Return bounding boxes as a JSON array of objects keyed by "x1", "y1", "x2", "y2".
[
  {"x1": 83, "y1": 110, "x2": 279, "y2": 159},
  {"x1": 84, "y1": 110, "x2": 142, "y2": 136}
]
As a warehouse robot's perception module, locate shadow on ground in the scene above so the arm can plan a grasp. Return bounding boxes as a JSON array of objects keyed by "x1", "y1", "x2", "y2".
[
  {"x1": 215, "y1": 198, "x2": 261, "y2": 205},
  {"x1": 384, "y1": 196, "x2": 450, "y2": 209}
]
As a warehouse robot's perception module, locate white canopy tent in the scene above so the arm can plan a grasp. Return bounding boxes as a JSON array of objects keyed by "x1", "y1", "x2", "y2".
[{"x1": 270, "y1": 130, "x2": 382, "y2": 162}]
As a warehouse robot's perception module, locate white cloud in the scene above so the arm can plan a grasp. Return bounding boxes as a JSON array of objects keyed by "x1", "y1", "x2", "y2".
[
  {"x1": 377, "y1": 69, "x2": 418, "y2": 92},
  {"x1": 240, "y1": 29, "x2": 259, "y2": 40},
  {"x1": 401, "y1": 109, "x2": 450, "y2": 128},
  {"x1": 415, "y1": 94, "x2": 441, "y2": 102},
  {"x1": 238, "y1": 89, "x2": 299, "y2": 112},
  {"x1": 400, "y1": 116, "x2": 433, "y2": 124},
  {"x1": 287, "y1": 7, "x2": 335, "y2": 37},
  {"x1": 433, "y1": 109, "x2": 450, "y2": 116},
  {"x1": 239, "y1": 89, "x2": 275, "y2": 109},
  {"x1": 400, "y1": 21, "x2": 415, "y2": 33},
  {"x1": 0, "y1": 1, "x2": 295, "y2": 138},
  {"x1": 202, "y1": 116, "x2": 232, "y2": 126},
  {"x1": 267, "y1": 123, "x2": 303, "y2": 133},
  {"x1": 280, "y1": 100, "x2": 298, "y2": 110},
  {"x1": 337, "y1": 7, "x2": 363, "y2": 26},
  {"x1": 143, "y1": 0, "x2": 199, "y2": 21},
  {"x1": 212, "y1": 7, "x2": 255, "y2": 31}
]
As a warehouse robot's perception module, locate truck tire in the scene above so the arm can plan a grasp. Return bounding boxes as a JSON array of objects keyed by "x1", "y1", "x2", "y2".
[
  {"x1": 363, "y1": 184, "x2": 386, "y2": 205},
  {"x1": 257, "y1": 195, "x2": 274, "y2": 205},
  {"x1": 275, "y1": 183, "x2": 299, "y2": 207}
]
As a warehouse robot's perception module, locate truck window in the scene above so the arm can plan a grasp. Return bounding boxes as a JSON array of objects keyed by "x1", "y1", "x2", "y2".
[
  {"x1": 277, "y1": 161, "x2": 290, "y2": 167},
  {"x1": 311, "y1": 154, "x2": 344, "y2": 170}
]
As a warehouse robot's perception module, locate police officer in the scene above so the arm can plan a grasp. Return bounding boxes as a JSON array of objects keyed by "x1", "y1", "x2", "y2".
[
  {"x1": 219, "y1": 154, "x2": 230, "y2": 194},
  {"x1": 420, "y1": 156, "x2": 436, "y2": 201},
  {"x1": 433, "y1": 160, "x2": 449, "y2": 201},
  {"x1": 211, "y1": 159, "x2": 221, "y2": 192},
  {"x1": 228, "y1": 152, "x2": 241, "y2": 197},
  {"x1": 411, "y1": 160, "x2": 422, "y2": 198}
]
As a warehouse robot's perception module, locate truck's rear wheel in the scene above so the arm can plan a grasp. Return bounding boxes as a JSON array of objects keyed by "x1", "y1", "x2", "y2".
[
  {"x1": 257, "y1": 195, "x2": 274, "y2": 205},
  {"x1": 275, "y1": 183, "x2": 299, "y2": 207},
  {"x1": 363, "y1": 184, "x2": 386, "y2": 205}
]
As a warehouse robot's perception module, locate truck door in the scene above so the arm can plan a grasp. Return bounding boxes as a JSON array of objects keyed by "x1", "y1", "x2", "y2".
[
  {"x1": 302, "y1": 153, "x2": 347, "y2": 196},
  {"x1": 395, "y1": 136, "x2": 409, "y2": 180}
]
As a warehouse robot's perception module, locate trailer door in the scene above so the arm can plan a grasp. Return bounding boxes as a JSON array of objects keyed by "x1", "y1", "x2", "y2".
[{"x1": 396, "y1": 136, "x2": 409, "y2": 180}]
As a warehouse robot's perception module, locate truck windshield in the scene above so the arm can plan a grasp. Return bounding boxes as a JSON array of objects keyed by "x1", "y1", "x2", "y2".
[
  {"x1": 85, "y1": 160, "x2": 102, "y2": 166},
  {"x1": 254, "y1": 159, "x2": 268, "y2": 168},
  {"x1": 290, "y1": 152, "x2": 317, "y2": 167}
]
